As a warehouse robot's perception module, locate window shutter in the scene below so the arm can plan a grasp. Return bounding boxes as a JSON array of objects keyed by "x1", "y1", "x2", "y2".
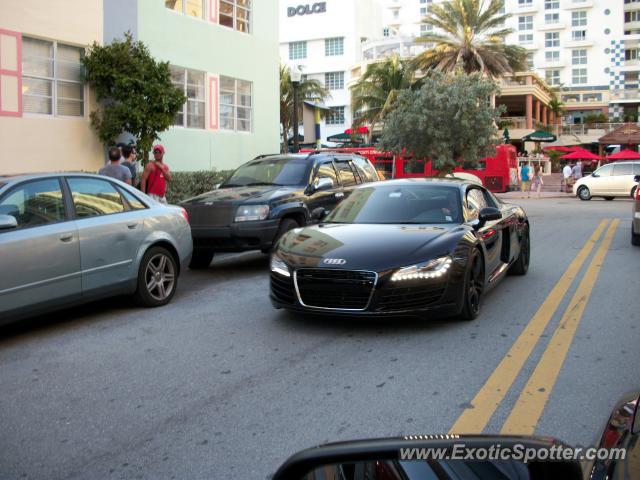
[
  {"x1": 208, "y1": 74, "x2": 219, "y2": 130},
  {"x1": 0, "y1": 29, "x2": 22, "y2": 117}
]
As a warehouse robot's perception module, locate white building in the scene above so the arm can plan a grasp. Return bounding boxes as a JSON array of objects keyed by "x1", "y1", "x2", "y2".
[
  {"x1": 379, "y1": 0, "x2": 638, "y2": 124},
  {"x1": 279, "y1": 0, "x2": 383, "y2": 141}
]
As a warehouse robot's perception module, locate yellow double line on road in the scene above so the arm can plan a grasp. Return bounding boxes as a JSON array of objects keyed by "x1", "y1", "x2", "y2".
[{"x1": 449, "y1": 218, "x2": 619, "y2": 435}]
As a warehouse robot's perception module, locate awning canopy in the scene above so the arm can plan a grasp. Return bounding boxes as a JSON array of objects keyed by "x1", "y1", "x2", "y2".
[
  {"x1": 344, "y1": 126, "x2": 369, "y2": 134},
  {"x1": 303, "y1": 101, "x2": 333, "y2": 111},
  {"x1": 522, "y1": 130, "x2": 558, "y2": 142},
  {"x1": 326, "y1": 132, "x2": 365, "y2": 142},
  {"x1": 598, "y1": 123, "x2": 640, "y2": 145},
  {"x1": 560, "y1": 149, "x2": 600, "y2": 160},
  {"x1": 607, "y1": 149, "x2": 640, "y2": 160}
]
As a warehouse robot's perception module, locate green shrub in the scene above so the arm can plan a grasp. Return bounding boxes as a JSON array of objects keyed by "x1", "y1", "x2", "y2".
[{"x1": 166, "y1": 170, "x2": 234, "y2": 204}]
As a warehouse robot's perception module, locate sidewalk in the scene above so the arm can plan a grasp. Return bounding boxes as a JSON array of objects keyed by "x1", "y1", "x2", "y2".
[{"x1": 497, "y1": 191, "x2": 575, "y2": 200}]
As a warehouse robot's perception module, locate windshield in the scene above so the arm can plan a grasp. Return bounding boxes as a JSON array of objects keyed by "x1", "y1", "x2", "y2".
[
  {"x1": 325, "y1": 185, "x2": 463, "y2": 224},
  {"x1": 223, "y1": 158, "x2": 310, "y2": 187}
]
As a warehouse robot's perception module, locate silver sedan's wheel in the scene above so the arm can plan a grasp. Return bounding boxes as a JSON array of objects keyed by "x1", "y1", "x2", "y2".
[{"x1": 135, "y1": 247, "x2": 178, "y2": 307}]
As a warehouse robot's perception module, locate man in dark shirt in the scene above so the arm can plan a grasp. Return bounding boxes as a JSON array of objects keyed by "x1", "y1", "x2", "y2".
[{"x1": 121, "y1": 145, "x2": 138, "y2": 187}]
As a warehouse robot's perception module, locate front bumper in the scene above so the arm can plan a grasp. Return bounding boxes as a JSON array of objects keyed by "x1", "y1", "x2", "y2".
[
  {"x1": 269, "y1": 267, "x2": 465, "y2": 319},
  {"x1": 191, "y1": 219, "x2": 280, "y2": 252}
]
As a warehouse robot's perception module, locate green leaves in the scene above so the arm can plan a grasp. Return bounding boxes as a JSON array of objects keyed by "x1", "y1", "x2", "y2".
[
  {"x1": 378, "y1": 72, "x2": 503, "y2": 175},
  {"x1": 82, "y1": 33, "x2": 186, "y2": 161}
]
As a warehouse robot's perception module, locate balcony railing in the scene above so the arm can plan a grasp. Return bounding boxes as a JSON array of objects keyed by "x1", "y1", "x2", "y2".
[
  {"x1": 560, "y1": 123, "x2": 630, "y2": 136},
  {"x1": 610, "y1": 88, "x2": 640, "y2": 101},
  {"x1": 500, "y1": 116, "x2": 528, "y2": 128}
]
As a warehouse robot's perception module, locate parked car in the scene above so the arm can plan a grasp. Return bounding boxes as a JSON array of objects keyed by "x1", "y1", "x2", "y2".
[
  {"x1": 180, "y1": 152, "x2": 379, "y2": 269},
  {"x1": 270, "y1": 179, "x2": 530, "y2": 320},
  {"x1": 0, "y1": 173, "x2": 192, "y2": 325},
  {"x1": 573, "y1": 160, "x2": 640, "y2": 201},
  {"x1": 633, "y1": 174, "x2": 640, "y2": 246}
]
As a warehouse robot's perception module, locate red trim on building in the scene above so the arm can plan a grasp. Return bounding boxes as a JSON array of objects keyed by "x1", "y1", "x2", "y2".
[
  {"x1": 0, "y1": 28, "x2": 23, "y2": 117},
  {"x1": 209, "y1": 76, "x2": 219, "y2": 130}
]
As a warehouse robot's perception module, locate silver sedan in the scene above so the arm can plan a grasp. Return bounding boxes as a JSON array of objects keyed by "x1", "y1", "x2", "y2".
[{"x1": 0, "y1": 173, "x2": 192, "y2": 325}]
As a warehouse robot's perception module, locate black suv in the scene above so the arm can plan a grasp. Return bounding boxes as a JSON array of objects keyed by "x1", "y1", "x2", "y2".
[{"x1": 180, "y1": 152, "x2": 379, "y2": 268}]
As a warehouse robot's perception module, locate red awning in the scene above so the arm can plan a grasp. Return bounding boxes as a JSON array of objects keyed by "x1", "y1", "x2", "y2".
[
  {"x1": 560, "y1": 149, "x2": 601, "y2": 160},
  {"x1": 607, "y1": 149, "x2": 640, "y2": 160},
  {"x1": 344, "y1": 126, "x2": 369, "y2": 134}
]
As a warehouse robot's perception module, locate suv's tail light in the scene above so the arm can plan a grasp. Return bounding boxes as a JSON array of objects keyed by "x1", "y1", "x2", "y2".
[{"x1": 180, "y1": 208, "x2": 190, "y2": 224}]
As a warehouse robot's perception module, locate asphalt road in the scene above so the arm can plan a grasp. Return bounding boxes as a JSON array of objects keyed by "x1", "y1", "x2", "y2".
[{"x1": 1, "y1": 197, "x2": 639, "y2": 480}]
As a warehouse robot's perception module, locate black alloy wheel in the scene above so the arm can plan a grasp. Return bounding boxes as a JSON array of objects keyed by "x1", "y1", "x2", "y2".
[
  {"x1": 509, "y1": 225, "x2": 530, "y2": 275},
  {"x1": 460, "y1": 250, "x2": 484, "y2": 321}
]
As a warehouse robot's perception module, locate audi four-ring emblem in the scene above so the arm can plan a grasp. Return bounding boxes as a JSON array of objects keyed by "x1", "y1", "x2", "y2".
[{"x1": 323, "y1": 258, "x2": 347, "y2": 265}]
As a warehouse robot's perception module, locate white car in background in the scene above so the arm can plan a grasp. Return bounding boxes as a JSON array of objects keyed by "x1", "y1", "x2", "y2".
[{"x1": 573, "y1": 160, "x2": 640, "y2": 201}]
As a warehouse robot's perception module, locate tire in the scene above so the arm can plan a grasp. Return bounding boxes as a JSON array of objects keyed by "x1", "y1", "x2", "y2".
[
  {"x1": 633, "y1": 223, "x2": 640, "y2": 246},
  {"x1": 135, "y1": 246, "x2": 178, "y2": 307},
  {"x1": 189, "y1": 249, "x2": 214, "y2": 269},
  {"x1": 509, "y1": 225, "x2": 530, "y2": 276},
  {"x1": 272, "y1": 218, "x2": 299, "y2": 250},
  {"x1": 459, "y1": 249, "x2": 484, "y2": 321},
  {"x1": 578, "y1": 186, "x2": 591, "y2": 201},
  {"x1": 604, "y1": 196, "x2": 615, "y2": 201}
]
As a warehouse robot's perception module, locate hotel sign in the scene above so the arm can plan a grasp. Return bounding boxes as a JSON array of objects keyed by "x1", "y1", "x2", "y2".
[{"x1": 288, "y1": 2, "x2": 327, "y2": 17}]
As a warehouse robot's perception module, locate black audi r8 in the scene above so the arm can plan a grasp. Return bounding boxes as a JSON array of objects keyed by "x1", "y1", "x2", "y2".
[{"x1": 269, "y1": 178, "x2": 530, "y2": 320}]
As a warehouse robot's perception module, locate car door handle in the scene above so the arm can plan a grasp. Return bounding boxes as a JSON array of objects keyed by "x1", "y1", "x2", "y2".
[
  {"x1": 59, "y1": 233, "x2": 74, "y2": 242},
  {"x1": 334, "y1": 192, "x2": 345, "y2": 199},
  {"x1": 127, "y1": 222, "x2": 138, "y2": 230}
]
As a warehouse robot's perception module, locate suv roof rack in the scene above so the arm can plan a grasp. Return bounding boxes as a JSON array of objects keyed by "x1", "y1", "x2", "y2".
[{"x1": 252, "y1": 154, "x2": 281, "y2": 160}]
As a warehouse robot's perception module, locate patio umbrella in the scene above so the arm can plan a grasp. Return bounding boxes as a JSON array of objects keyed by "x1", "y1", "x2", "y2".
[
  {"x1": 560, "y1": 149, "x2": 600, "y2": 160},
  {"x1": 522, "y1": 130, "x2": 558, "y2": 143},
  {"x1": 607, "y1": 149, "x2": 640, "y2": 160},
  {"x1": 543, "y1": 145, "x2": 573, "y2": 152},
  {"x1": 327, "y1": 132, "x2": 364, "y2": 143}
]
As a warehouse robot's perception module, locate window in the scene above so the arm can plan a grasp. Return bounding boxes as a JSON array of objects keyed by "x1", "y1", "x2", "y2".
[
  {"x1": 595, "y1": 164, "x2": 613, "y2": 177},
  {"x1": 383, "y1": 28, "x2": 390, "y2": 37},
  {"x1": 613, "y1": 163, "x2": 634, "y2": 176},
  {"x1": 545, "y1": 0, "x2": 559, "y2": 9},
  {"x1": 220, "y1": 76, "x2": 252, "y2": 132},
  {"x1": 170, "y1": 66, "x2": 205, "y2": 129},
  {"x1": 119, "y1": 188, "x2": 147, "y2": 210},
  {"x1": 164, "y1": 0, "x2": 204, "y2": 19},
  {"x1": 572, "y1": 68, "x2": 587, "y2": 84},
  {"x1": 626, "y1": 48, "x2": 639, "y2": 60},
  {"x1": 325, "y1": 37, "x2": 344, "y2": 56},
  {"x1": 519, "y1": 16, "x2": 533, "y2": 31},
  {"x1": 420, "y1": 7, "x2": 427, "y2": 15},
  {"x1": 572, "y1": 49, "x2": 587, "y2": 65},
  {"x1": 219, "y1": 0, "x2": 251, "y2": 33},
  {"x1": 67, "y1": 178, "x2": 126, "y2": 218},
  {"x1": 582, "y1": 93, "x2": 602, "y2": 102},
  {"x1": 421, "y1": 24, "x2": 434, "y2": 33},
  {"x1": 0, "y1": 179, "x2": 65, "y2": 229},
  {"x1": 545, "y1": 13, "x2": 559, "y2": 24},
  {"x1": 314, "y1": 162, "x2": 338, "y2": 188},
  {"x1": 626, "y1": 11, "x2": 640, "y2": 22},
  {"x1": 545, "y1": 69, "x2": 561, "y2": 85},
  {"x1": 518, "y1": 0, "x2": 532, "y2": 5},
  {"x1": 352, "y1": 156, "x2": 378, "y2": 183},
  {"x1": 326, "y1": 106, "x2": 345, "y2": 125},
  {"x1": 572, "y1": 30, "x2": 586, "y2": 41},
  {"x1": 527, "y1": 53, "x2": 534, "y2": 69},
  {"x1": 519, "y1": 33, "x2": 534, "y2": 44},
  {"x1": 335, "y1": 162, "x2": 357, "y2": 187},
  {"x1": 572, "y1": 11, "x2": 587, "y2": 26},
  {"x1": 545, "y1": 51, "x2": 560, "y2": 62},
  {"x1": 22, "y1": 37, "x2": 84, "y2": 117},
  {"x1": 545, "y1": 32, "x2": 560, "y2": 47},
  {"x1": 466, "y1": 189, "x2": 488, "y2": 221},
  {"x1": 289, "y1": 41, "x2": 307, "y2": 60},
  {"x1": 325, "y1": 71, "x2": 344, "y2": 90}
]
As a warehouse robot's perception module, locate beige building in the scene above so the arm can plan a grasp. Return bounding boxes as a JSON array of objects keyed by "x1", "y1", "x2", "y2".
[{"x1": 0, "y1": 0, "x2": 104, "y2": 175}]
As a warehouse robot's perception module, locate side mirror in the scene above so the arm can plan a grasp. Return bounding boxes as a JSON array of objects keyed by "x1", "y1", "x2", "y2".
[
  {"x1": 0, "y1": 214, "x2": 18, "y2": 231},
  {"x1": 310, "y1": 207, "x2": 328, "y2": 221},
  {"x1": 592, "y1": 172, "x2": 599, "y2": 178},
  {"x1": 313, "y1": 177, "x2": 334, "y2": 192},
  {"x1": 272, "y1": 436, "x2": 583, "y2": 480},
  {"x1": 473, "y1": 206, "x2": 502, "y2": 230}
]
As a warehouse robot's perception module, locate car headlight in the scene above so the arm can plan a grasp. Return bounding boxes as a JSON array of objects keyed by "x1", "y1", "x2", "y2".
[
  {"x1": 235, "y1": 205, "x2": 270, "y2": 222},
  {"x1": 270, "y1": 254, "x2": 290, "y2": 277},
  {"x1": 391, "y1": 256, "x2": 452, "y2": 282}
]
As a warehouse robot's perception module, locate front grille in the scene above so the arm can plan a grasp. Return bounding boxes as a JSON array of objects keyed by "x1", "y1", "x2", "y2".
[
  {"x1": 270, "y1": 272, "x2": 296, "y2": 304},
  {"x1": 294, "y1": 269, "x2": 377, "y2": 310},
  {"x1": 375, "y1": 282, "x2": 445, "y2": 312},
  {"x1": 186, "y1": 204, "x2": 235, "y2": 227}
]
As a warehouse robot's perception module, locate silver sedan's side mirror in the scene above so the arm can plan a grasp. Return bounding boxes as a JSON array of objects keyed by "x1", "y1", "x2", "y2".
[{"x1": 0, "y1": 214, "x2": 18, "y2": 231}]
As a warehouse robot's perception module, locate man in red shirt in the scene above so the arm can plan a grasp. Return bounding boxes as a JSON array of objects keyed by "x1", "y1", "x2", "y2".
[{"x1": 141, "y1": 144, "x2": 173, "y2": 204}]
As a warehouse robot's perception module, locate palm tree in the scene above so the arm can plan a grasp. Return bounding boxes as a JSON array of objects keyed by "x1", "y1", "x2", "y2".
[
  {"x1": 547, "y1": 94, "x2": 565, "y2": 135},
  {"x1": 350, "y1": 54, "x2": 414, "y2": 140},
  {"x1": 280, "y1": 65, "x2": 330, "y2": 152},
  {"x1": 413, "y1": 0, "x2": 527, "y2": 78}
]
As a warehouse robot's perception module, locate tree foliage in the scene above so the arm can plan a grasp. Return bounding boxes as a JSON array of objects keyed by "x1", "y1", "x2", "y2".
[
  {"x1": 350, "y1": 54, "x2": 415, "y2": 139},
  {"x1": 81, "y1": 33, "x2": 185, "y2": 162},
  {"x1": 414, "y1": 0, "x2": 527, "y2": 78},
  {"x1": 378, "y1": 72, "x2": 504, "y2": 175},
  {"x1": 280, "y1": 64, "x2": 330, "y2": 152}
]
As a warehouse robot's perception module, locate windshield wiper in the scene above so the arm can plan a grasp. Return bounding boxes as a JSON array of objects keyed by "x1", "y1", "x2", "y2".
[{"x1": 245, "y1": 182, "x2": 283, "y2": 186}]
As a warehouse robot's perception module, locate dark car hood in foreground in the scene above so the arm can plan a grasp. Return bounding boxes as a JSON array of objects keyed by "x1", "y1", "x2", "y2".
[
  {"x1": 277, "y1": 223, "x2": 467, "y2": 272},
  {"x1": 180, "y1": 185, "x2": 300, "y2": 206}
]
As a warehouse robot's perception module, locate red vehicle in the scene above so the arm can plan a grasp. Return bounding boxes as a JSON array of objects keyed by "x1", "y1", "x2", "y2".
[{"x1": 300, "y1": 144, "x2": 519, "y2": 193}]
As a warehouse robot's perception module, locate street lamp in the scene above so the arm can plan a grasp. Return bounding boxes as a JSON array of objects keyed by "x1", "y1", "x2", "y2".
[{"x1": 290, "y1": 66, "x2": 302, "y2": 153}]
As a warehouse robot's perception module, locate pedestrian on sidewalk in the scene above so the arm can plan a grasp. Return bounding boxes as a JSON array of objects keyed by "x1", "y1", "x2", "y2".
[
  {"x1": 572, "y1": 160, "x2": 583, "y2": 181},
  {"x1": 530, "y1": 164, "x2": 544, "y2": 198},
  {"x1": 141, "y1": 144, "x2": 173, "y2": 204},
  {"x1": 562, "y1": 162, "x2": 573, "y2": 193},
  {"x1": 98, "y1": 146, "x2": 132, "y2": 185},
  {"x1": 520, "y1": 162, "x2": 531, "y2": 193},
  {"x1": 121, "y1": 145, "x2": 139, "y2": 188}
]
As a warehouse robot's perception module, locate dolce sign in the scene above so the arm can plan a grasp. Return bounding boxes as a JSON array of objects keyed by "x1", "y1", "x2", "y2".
[{"x1": 287, "y1": 2, "x2": 327, "y2": 17}]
